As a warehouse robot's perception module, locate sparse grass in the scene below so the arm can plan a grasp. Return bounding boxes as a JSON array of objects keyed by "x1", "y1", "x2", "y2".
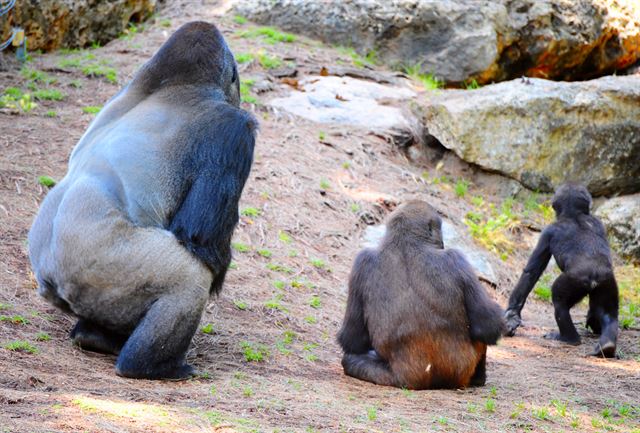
[
  {"x1": 81, "y1": 63, "x2": 117, "y2": 84},
  {"x1": 266, "y1": 263, "x2": 294, "y2": 274},
  {"x1": 309, "y1": 296, "x2": 321, "y2": 309},
  {"x1": 239, "y1": 26, "x2": 296, "y2": 44},
  {"x1": 366, "y1": 406, "x2": 378, "y2": 421},
  {"x1": 454, "y1": 179, "x2": 470, "y2": 197},
  {"x1": 257, "y1": 249, "x2": 272, "y2": 258},
  {"x1": 119, "y1": 22, "x2": 145, "y2": 41},
  {"x1": 21, "y1": 67, "x2": 56, "y2": 84},
  {"x1": 201, "y1": 323, "x2": 215, "y2": 334},
  {"x1": 484, "y1": 398, "x2": 496, "y2": 413},
  {"x1": 242, "y1": 386, "x2": 254, "y2": 397},
  {"x1": 464, "y1": 199, "x2": 520, "y2": 260},
  {"x1": 533, "y1": 274, "x2": 553, "y2": 302},
  {"x1": 342, "y1": 161, "x2": 351, "y2": 169},
  {"x1": 532, "y1": 406, "x2": 550, "y2": 421},
  {"x1": 350, "y1": 203, "x2": 360, "y2": 213},
  {"x1": 35, "y1": 332, "x2": 51, "y2": 342},
  {"x1": 617, "y1": 264, "x2": 640, "y2": 329},
  {"x1": 32, "y1": 89, "x2": 64, "y2": 101},
  {"x1": 319, "y1": 179, "x2": 331, "y2": 190},
  {"x1": 0, "y1": 315, "x2": 29, "y2": 325},
  {"x1": 0, "y1": 88, "x2": 37, "y2": 113},
  {"x1": 159, "y1": 18, "x2": 171, "y2": 27},
  {"x1": 304, "y1": 315, "x2": 317, "y2": 324},
  {"x1": 256, "y1": 52, "x2": 282, "y2": 69},
  {"x1": 272, "y1": 280, "x2": 286, "y2": 290},
  {"x1": 510, "y1": 402, "x2": 525, "y2": 419},
  {"x1": 69, "y1": 80, "x2": 83, "y2": 88},
  {"x1": 403, "y1": 63, "x2": 443, "y2": 90},
  {"x1": 82, "y1": 106, "x2": 102, "y2": 115},
  {"x1": 464, "y1": 78, "x2": 481, "y2": 90},
  {"x1": 235, "y1": 52, "x2": 254, "y2": 64},
  {"x1": 310, "y1": 258, "x2": 326, "y2": 269},
  {"x1": 551, "y1": 399, "x2": 567, "y2": 417},
  {"x1": 233, "y1": 300, "x2": 248, "y2": 310},
  {"x1": 232, "y1": 242, "x2": 251, "y2": 253},
  {"x1": 240, "y1": 341, "x2": 268, "y2": 362},
  {"x1": 264, "y1": 294, "x2": 288, "y2": 312},
  {"x1": 4, "y1": 340, "x2": 38, "y2": 354},
  {"x1": 233, "y1": 15, "x2": 248, "y2": 25},
  {"x1": 240, "y1": 207, "x2": 261, "y2": 217},
  {"x1": 278, "y1": 231, "x2": 292, "y2": 244},
  {"x1": 45, "y1": 110, "x2": 57, "y2": 117},
  {"x1": 318, "y1": 131, "x2": 326, "y2": 141},
  {"x1": 240, "y1": 78, "x2": 257, "y2": 104},
  {"x1": 38, "y1": 176, "x2": 56, "y2": 188},
  {"x1": 336, "y1": 46, "x2": 378, "y2": 68}
]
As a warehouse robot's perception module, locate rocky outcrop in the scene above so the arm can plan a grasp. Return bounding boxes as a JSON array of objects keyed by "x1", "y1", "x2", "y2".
[
  {"x1": 269, "y1": 75, "x2": 418, "y2": 133},
  {"x1": 418, "y1": 75, "x2": 640, "y2": 196},
  {"x1": 1, "y1": 0, "x2": 156, "y2": 51},
  {"x1": 595, "y1": 194, "x2": 640, "y2": 261},
  {"x1": 234, "y1": 0, "x2": 640, "y2": 84}
]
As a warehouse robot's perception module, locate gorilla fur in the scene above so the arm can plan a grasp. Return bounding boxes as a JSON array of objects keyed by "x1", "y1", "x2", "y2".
[
  {"x1": 504, "y1": 183, "x2": 619, "y2": 358},
  {"x1": 337, "y1": 200, "x2": 505, "y2": 389},
  {"x1": 28, "y1": 21, "x2": 256, "y2": 379}
]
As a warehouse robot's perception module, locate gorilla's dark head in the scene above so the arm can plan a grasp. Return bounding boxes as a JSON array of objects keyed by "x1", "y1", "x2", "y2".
[
  {"x1": 134, "y1": 21, "x2": 240, "y2": 106},
  {"x1": 387, "y1": 200, "x2": 444, "y2": 248},
  {"x1": 552, "y1": 183, "x2": 592, "y2": 218}
]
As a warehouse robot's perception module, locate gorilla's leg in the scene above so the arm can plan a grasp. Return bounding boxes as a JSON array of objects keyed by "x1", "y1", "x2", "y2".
[
  {"x1": 115, "y1": 286, "x2": 208, "y2": 379},
  {"x1": 342, "y1": 351, "x2": 396, "y2": 387},
  {"x1": 71, "y1": 319, "x2": 128, "y2": 355},
  {"x1": 469, "y1": 349, "x2": 487, "y2": 387},
  {"x1": 587, "y1": 279, "x2": 619, "y2": 358},
  {"x1": 546, "y1": 274, "x2": 587, "y2": 345}
]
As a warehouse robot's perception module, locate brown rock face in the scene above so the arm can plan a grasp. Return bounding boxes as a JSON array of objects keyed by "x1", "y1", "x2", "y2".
[{"x1": 1, "y1": 0, "x2": 156, "y2": 51}]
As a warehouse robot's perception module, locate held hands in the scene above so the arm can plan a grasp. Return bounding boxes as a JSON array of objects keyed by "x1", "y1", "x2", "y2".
[{"x1": 504, "y1": 309, "x2": 522, "y2": 336}]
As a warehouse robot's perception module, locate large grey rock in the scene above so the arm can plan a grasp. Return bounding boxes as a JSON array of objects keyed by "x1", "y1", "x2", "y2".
[
  {"x1": 1, "y1": 0, "x2": 156, "y2": 51},
  {"x1": 270, "y1": 75, "x2": 417, "y2": 132},
  {"x1": 362, "y1": 221, "x2": 497, "y2": 283},
  {"x1": 234, "y1": 0, "x2": 640, "y2": 84},
  {"x1": 419, "y1": 76, "x2": 640, "y2": 196},
  {"x1": 595, "y1": 194, "x2": 640, "y2": 261}
]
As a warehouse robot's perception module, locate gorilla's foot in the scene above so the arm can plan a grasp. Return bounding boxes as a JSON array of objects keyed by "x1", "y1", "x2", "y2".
[
  {"x1": 543, "y1": 331, "x2": 581, "y2": 346},
  {"x1": 70, "y1": 319, "x2": 127, "y2": 355},
  {"x1": 115, "y1": 358, "x2": 196, "y2": 380},
  {"x1": 588, "y1": 340, "x2": 616, "y2": 358},
  {"x1": 586, "y1": 315, "x2": 602, "y2": 335}
]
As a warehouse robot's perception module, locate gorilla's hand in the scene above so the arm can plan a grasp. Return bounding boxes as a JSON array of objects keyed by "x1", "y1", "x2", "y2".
[{"x1": 504, "y1": 309, "x2": 521, "y2": 337}]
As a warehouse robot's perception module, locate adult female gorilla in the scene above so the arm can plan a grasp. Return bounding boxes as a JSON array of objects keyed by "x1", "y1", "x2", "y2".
[{"x1": 28, "y1": 22, "x2": 256, "y2": 379}]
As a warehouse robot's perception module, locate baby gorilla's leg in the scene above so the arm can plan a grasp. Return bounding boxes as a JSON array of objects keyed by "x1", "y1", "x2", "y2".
[{"x1": 342, "y1": 351, "x2": 396, "y2": 387}]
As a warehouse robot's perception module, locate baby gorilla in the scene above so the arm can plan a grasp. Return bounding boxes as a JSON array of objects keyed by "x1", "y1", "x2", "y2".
[
  {"x1": 28, "y1": 22, "x2": 256, "y2": 379},
  {"x1": 338, "y1": 200, "x2": 504, "y2": 389},
  {"x1": 504, "y1": 183, "x2": 619, "y2": 358}
]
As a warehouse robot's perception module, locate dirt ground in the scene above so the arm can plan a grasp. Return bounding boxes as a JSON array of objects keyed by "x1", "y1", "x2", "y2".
[{"x1": 1, "y1": 2, "x2": 639, "y2": 432}]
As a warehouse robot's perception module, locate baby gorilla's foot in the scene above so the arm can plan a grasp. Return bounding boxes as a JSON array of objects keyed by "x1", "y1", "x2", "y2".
[
  {"x1": 588, "y1": 340, "x2": 616, "y2": 358},
  {"x1": 543, "y1": 331, "x2": 581, "y2": 346}
]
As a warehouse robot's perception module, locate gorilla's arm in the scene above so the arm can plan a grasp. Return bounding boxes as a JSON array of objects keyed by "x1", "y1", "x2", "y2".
[
  {"x1": 337, "y1": 249, "x2": 376, "y2": 354},
  {"x1": 169, "y1": 106, "x2": 256, "y2": 294},
  {"x1": 447, "y1": 250, "x2": 505, "y2": 344},
  {"x1": 504, "y1": 227, "x2": 554, "y2": 335}
]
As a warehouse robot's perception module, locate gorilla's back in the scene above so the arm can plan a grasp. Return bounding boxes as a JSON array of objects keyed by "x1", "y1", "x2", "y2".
[
  {"x1": 28, "y1": 87, "x2": 212, "y2": 291},
  {"x1": 365, "y1": 245, "x2": 468, "y2": 348}
]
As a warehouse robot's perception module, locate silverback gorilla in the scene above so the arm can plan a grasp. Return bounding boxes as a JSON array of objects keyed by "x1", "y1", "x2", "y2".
[
  {"x1": 338, "y1": 201, "x2": 505, "y2": 389},
  {"x1": 28, "y1": 22, "x2": 256, "y2": 379},
  {"x1": 504, "y1": 183, "x2": 619, "y2": 358}
]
